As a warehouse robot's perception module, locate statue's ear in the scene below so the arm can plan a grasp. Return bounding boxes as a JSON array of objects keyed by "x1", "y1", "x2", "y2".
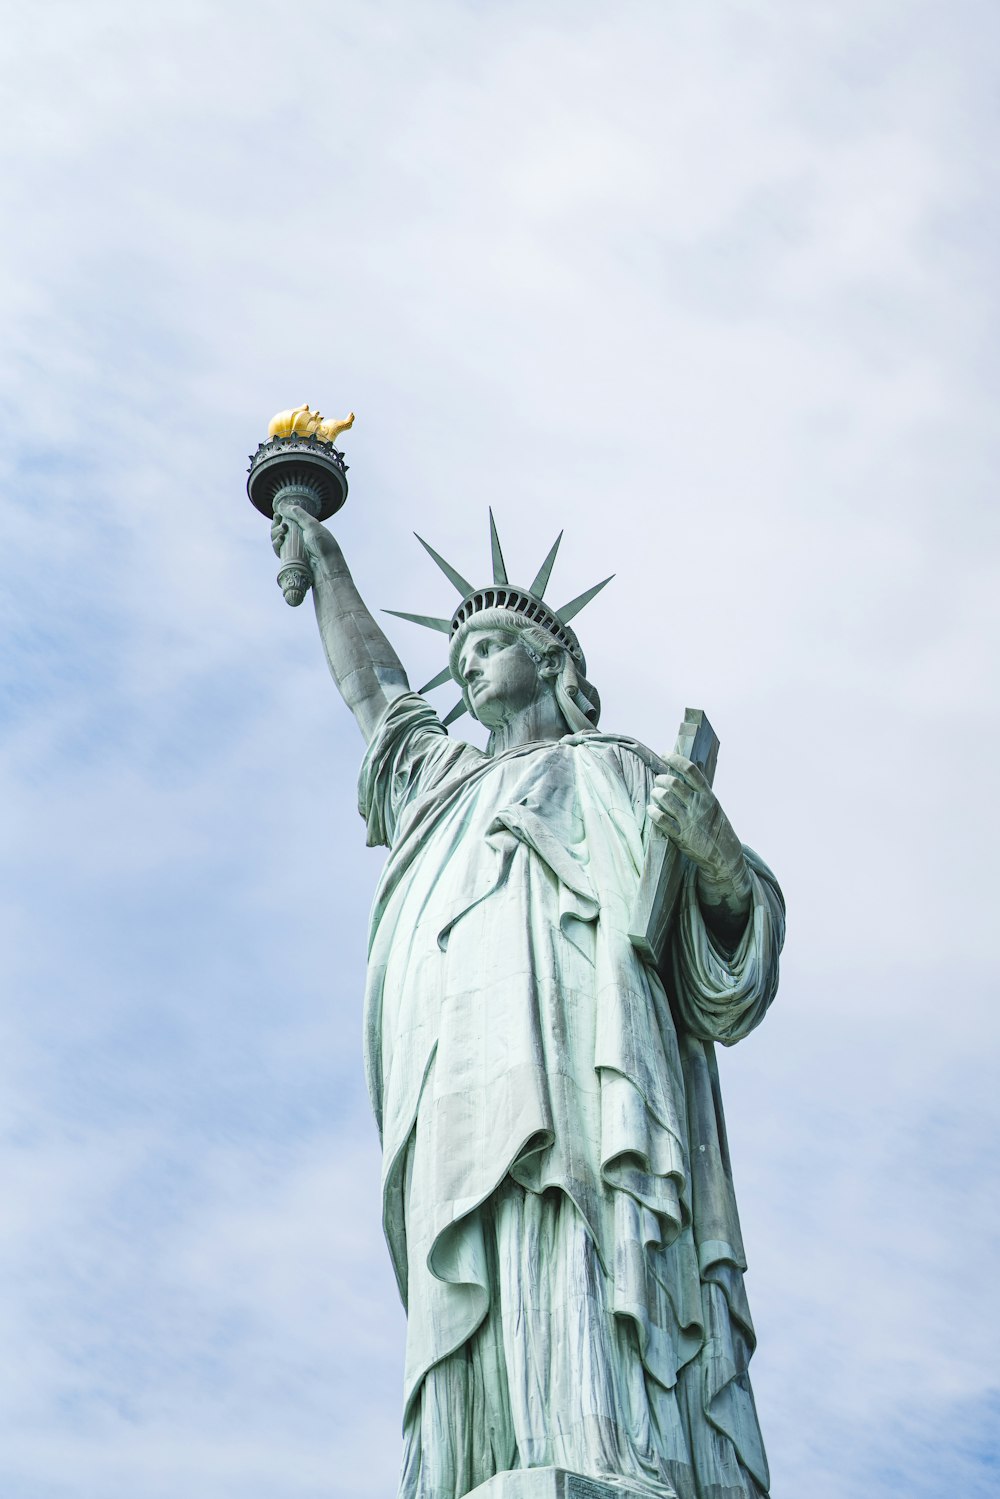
[{"x1": 537, "y1": 648, "x2": 563, "y2": 681}]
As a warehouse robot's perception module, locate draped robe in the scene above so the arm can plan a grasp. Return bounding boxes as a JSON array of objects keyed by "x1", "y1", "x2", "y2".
[{"x1": 358, "y1": 694, "x2": 785, "y2": 1499}]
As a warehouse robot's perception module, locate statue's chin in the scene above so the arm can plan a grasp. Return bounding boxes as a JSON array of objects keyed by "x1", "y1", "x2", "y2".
[{"x1": 467, "y1": 690, "x2": 500, "y2": 727}]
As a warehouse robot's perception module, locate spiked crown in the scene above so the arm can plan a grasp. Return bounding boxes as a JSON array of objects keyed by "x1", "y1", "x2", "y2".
[{"x1": 385, "y1": 512, "x2": 613, "y2": 725}]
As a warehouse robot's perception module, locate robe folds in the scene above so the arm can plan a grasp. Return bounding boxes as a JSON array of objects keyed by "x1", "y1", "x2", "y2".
[{"x1": 358, "y1": 694, "x2": 785, "y2": 1499}]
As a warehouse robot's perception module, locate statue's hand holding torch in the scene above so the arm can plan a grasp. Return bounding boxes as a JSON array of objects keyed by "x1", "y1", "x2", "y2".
[{"x1": 270, "y1": 500, "x2": 338, "y2": 569}]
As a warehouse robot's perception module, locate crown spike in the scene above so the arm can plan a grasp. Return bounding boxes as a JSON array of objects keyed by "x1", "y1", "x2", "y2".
[
  {"x1": 383, "y1": 609, "x2": 452, "y2": 634},
  {"x1": 529, "y1": 532, "x2": 564, "y2": 599},
  {"x1": 414, "y1": 534, "x2": 473, "y2": 597},
  {"x1": 419, "y1": 665, "x2": 455, "y2": 694},
  {"x1": 556, "y1": 574, "x2": 614, "y2": 624},
  {"x1": 489, "y1": 509, "x2": 509, "y2": 585},
  {"x1": 441, "y1": 698, "x2": 469, "y2": 727}
]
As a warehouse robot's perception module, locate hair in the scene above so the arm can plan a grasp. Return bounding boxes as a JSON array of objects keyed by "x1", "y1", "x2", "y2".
[{"x1": 448, "y1": 607, "x2": 601, "y2": 733}]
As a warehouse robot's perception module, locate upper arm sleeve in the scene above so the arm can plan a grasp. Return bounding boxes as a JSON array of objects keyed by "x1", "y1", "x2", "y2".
[{"x1": 357, "y1": 692, "x2": 478, "y2": 847}]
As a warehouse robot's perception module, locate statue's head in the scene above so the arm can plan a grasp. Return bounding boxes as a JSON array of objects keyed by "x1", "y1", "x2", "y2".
[
  {"x1": 385, "y1": 514, "x2": 611, "y2": 738},
  {"x1": 448, "y1": 608, "x2": 601, "y2": 735}
]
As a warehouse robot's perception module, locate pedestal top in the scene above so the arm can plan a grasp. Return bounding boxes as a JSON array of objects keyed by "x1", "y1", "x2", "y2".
[{"x1": 467, "y1": 1468, "x2": 672, "y2": 1499}]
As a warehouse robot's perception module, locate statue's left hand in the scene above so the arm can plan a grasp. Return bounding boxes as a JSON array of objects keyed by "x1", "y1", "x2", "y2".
[{"x1": 648, "y1": 755, "x2": 747, "y2": 894}]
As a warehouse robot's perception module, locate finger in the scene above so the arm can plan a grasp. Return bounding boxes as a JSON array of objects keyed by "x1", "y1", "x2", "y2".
[
  {"x1": 647, "y1": 807, "x2": 690, "y2": 849},
  {"x1": 660, "y1": 754, "x2": 709, "y2": 792},
  {"x1": 651, "y1": 798, "x2": 691, "y2": 832},
  {"x1": 647, "y1": 798, "x2": 681, "y2": 831},
  {"x1": 652, "y1": 775, "x2": 694, "y2": 807}
]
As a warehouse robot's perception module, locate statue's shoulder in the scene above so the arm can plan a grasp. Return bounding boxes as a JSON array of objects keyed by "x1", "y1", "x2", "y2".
[{"x1": 563, "y1": 729, "x2": 667, "y2": 777}]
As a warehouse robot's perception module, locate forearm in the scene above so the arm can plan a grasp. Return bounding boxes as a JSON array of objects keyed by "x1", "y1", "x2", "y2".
[
  {"x1": 648, "y1": 757, "x2": 754, "y2": 948},
  {"x1": 696, "y1": 846, "x2": 752, "y2": 949},
  {"x1": 310, "y1": 538, "x2": 410, "y2": 742}
]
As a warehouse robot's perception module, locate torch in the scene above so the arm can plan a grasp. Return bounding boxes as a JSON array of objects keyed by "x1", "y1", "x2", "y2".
[{"x1": 247, "y1": 405, "x2": 354, "y2": 606}]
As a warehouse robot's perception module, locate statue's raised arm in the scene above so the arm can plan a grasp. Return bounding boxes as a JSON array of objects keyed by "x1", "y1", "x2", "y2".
[{"x1": 271, "y1": 502, "x2": 409, "y2": 743}]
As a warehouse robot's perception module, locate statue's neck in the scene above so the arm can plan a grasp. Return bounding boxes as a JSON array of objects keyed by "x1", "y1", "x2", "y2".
[{"x1": 486, "y1": 696, "x2": 566, "y2": 756}]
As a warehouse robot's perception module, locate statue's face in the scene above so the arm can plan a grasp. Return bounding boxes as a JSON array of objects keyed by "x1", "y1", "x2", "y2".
[{"x1": 456, "y1": 627, "x2": 549, "y2": 727}]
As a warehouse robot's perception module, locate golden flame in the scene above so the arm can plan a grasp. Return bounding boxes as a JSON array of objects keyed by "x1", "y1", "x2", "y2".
[{"x1": 267, "y1": 404, "x2": 355, "y2": 444}]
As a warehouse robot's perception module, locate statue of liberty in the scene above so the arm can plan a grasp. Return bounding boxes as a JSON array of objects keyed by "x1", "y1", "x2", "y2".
[{"x1": 264, "y1": 466, "x2": 786, "y2": 1499}]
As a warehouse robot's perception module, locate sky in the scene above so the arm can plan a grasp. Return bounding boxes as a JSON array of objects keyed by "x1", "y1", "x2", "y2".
[{"x1": 1, "y1": 2, "x2": 998, "y2": 1496}]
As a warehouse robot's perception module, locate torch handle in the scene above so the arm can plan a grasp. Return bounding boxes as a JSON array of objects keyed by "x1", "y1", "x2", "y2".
[{"x1": 273, "y1": 484, "x2": 323, "y2": 608}]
